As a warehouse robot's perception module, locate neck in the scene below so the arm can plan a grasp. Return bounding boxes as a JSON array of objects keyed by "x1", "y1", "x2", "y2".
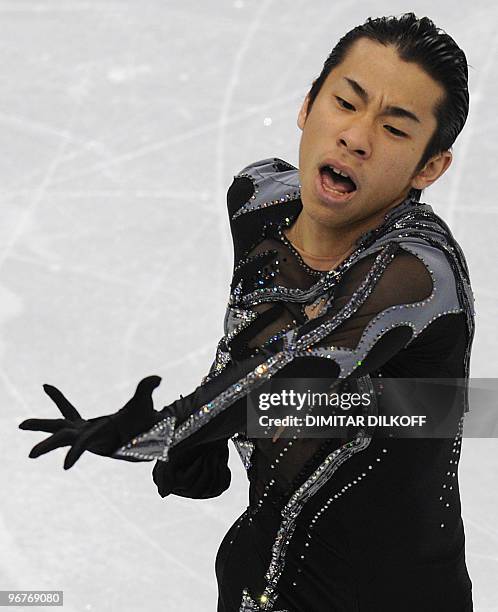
[{"x1": 287, "y1": 195, "x2": 408, "y2": 258}]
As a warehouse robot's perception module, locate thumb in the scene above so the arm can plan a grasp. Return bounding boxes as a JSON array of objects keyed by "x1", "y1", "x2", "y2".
[
  {"x1": 119, "y1": 375, "x2": 162, "y2": 415},
  {"x1": 133, "y1": 375, "x2": 162, "y2": 399}
]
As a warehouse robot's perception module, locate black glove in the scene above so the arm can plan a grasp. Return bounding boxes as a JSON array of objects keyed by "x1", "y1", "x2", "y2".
[{"x1": 19, "y1": 375, "x2": 162, "y2": 470}]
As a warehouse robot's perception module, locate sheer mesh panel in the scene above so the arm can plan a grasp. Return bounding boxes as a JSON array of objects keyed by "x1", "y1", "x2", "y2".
[
  {"x1": 230, "y1": 235, "x2": 434, "y2": 506},
  {"x1": 154, "y1": 230, "x2": 437, "y2": 502}
]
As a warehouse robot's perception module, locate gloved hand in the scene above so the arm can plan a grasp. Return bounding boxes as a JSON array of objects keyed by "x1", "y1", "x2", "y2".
[{"x1": 19, "y1": 375, "x2": 162, "y2": 470}]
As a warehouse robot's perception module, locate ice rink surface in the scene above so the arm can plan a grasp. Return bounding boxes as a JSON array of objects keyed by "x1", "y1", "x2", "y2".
[{"x1": 0, "y1": 1, "x2": 497, "y2": 610}]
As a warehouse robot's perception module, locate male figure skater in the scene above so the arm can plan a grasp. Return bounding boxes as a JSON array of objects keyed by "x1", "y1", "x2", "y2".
[{"x1": 21, "y1": 13, "x2": 474, "y2": 611}]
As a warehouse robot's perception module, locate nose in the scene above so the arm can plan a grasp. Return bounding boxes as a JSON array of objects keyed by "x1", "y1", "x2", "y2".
[{"x1": 337, "y1": 120, "x2": 372, "y2": 160}]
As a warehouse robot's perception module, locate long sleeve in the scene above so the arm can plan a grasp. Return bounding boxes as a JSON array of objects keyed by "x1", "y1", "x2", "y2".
[
  {"x1": 150, "y1": 312, "x2": 235, "y2": 498},
  {"x1": 114, "y1": 158, "x2": 472, "y2": 509},
  {"x1": 121, "y1": 157, "x2": 474, "y2": 610},
  {"x1": 114, "y1": 238, "x2": 462, "y2": 478}
]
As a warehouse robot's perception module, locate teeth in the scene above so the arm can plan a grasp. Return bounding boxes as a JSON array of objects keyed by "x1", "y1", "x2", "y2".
[
  {"x1": 329, "y1": 165, "x2": 351, "y2": 179},
  {"x1": 326, "y1": 186, "x2": 352, "y2": 196}
]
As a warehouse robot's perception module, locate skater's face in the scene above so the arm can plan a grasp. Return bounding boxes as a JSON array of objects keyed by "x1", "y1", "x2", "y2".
[{"x1": 297, "y1": 38, "x2": 453, "y2": 228}]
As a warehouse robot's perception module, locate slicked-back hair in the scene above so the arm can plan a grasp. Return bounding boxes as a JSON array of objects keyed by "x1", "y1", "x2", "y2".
[{"x1": 306, "y1": 13, "x2": 469, "y2": 201}]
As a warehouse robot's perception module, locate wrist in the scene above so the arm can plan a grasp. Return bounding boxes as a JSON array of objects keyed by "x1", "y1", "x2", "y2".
[{"x1": 109, "y1": 409, "x2": 161, "y2": 446}]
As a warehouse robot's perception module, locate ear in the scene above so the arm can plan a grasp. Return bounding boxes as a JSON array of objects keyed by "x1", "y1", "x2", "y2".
[
  {"x1": 297, "y1": 93, "x2": 311, "y2": 130},
  {"x1": 410, "y1": 150, "x2": 453, "y2": 190}
]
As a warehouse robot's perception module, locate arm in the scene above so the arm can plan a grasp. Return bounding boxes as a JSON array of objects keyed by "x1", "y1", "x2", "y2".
[
  {"x1": 114, "y1": 240, "x2": 449, "y2": 463},
  {"x1": 150, "y1": 341, "x2": 234, "y2": 499},
  {"x1": 20, "y1": 239, "x2": 459, "y2": 479},
  {"x1": 19, "y1": 165, "x2": 280, "y2": 496}
]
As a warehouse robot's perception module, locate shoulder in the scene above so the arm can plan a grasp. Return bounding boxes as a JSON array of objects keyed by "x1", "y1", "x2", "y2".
[
  {"x1": 353, "y1": 197, "x2": 474, "y2": 320},
  {"x1": 226, "y1": 158, "x2": 302, "y2": 263},
  {"x1": 227, "y1": 157, "x2": 300, "y2": 218},
  {"x1": 349, "y1": 237, "x2": 472, "y2": 346}
]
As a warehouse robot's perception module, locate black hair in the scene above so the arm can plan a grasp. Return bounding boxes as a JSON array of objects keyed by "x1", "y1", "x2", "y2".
[{"x1": 306, "y1": 12, "x2": 469, "y2": 201}]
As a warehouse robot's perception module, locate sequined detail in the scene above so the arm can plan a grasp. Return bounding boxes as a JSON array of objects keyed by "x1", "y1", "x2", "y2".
[
  {"x1": 438, "y1": 415, "x2": 464, "y2": 522},
  {"x1": 112, "y1": 158, "x2": 474, "y2": 609},
  {"x1": 259, "y1": 320, "x2": 298, "y2": 351},
  {"x1": 173, "y1": 353, "x2": 293, "y2": 447},
  {"x1": 201, "y1": 338, "x2": 232, "y2": 385},
  {"x1": 277, "y1": 227, "x2": 324, "y2": 278},
  {"x1": 256, "y1": 377, "x2": 376, "y2": 608},
  {"x1": 307, "y1": 444, "x2": 388, "y2": 533},
  {"x1": 294, "y1": 243, "x2": 399, "y2": 350},
  {"x1": 290, "y1": 241, "x2": 465, "y2": 378},
  {"x1": 231, "y1": 158, "x2": 301, "y2": 221},
  {"x1": 232, "y1": 433, "x2": 255, "y2": 471},
  {"x1": 113, "y1": 415, "x2": 176, "y2": 462},
  {"x1": 239, "y1": 588, "x2": 288, "y2": 612},
  {"x1": 236, "y1": 268, "x2": 339, "y2": 308},
  {"x1": 112, "y1": 243, "x2": 397, "y2": 462},
  {"x1": 225, "y1": 306, "x2": 259, "y2": 341}
]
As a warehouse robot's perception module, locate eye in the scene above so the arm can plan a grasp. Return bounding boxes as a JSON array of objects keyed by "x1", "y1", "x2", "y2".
[
  {"x1": 385, "y1": 125, "x2": 407, "y2": 137},
  {"x1": 335, "y1": 96, "x2": 355, "y2": 111}
]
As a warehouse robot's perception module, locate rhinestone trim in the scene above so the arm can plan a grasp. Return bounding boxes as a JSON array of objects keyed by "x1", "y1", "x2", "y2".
[
  {"x1": 230, "y1": 163, "x2": 301, "y2": 220},
  {"x1": 255, "y1": 377, "x2": 376, "y2": 609},
  {"x1": 113, "y1": 415, "x2": 176, "y2": 462},
  {"x1": 232, "y1": 433, "x2": 255, "y2": 471},
  {"x1": 239, "y1": 588, "x2": 288, "y2": 612},
  {"x1": 113, "y1": 243, "x2": 397, "y2": 463}
]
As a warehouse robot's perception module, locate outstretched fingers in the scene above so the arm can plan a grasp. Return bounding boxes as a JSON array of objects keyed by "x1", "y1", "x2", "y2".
[
  {"x1": 63, "y1": 421, "x2": 107, "y2": 470},
  {"x1": 29, "y1": 429, "x2": 76, "y2": 459},
  {"x1": 43, "y1": 384, "x2": 82, "y2": 421},
  {"x1": 19, "y1": 418, "x2": 68, "y2": 433}
]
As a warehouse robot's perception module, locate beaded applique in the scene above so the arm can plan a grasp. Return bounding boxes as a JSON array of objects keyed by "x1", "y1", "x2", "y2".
[
  {"x1": 231, "y1": 433, "x2": 255, "y2": 471},
  {"x1": 113, "y1": 414, "x2": 176, "y2": 462},
  {"x1": 293, "y1": 241, "x2": 464, "y2": 379},
  {"x1": 239, "y1": 588, "x2": 288, "y2": 612},
  {"x1": 231, "y1": 157, "x2": 301, "y2": 221},
  {"x1": 174, "y1": 242, "x2": 395, "y2": 448},
  {"x1": 249, "y1": 376, "x2": 376, "y2": 610},
  {"x1": 225, "y1": 306, "x2": 259, "y2": 342},
  {"x1": 115, "y1": 159, "x2": 475, "y2": 463},
  {"x1": 200, "y1": 338, "x2": 232, "y2": 386},
  {"x1": 113, "y1": 157, "x2": 474, "y2": 611},
  {"x1": 438, "y1": 414, "x2": 464, "y2": 529},
  {"x1": 114, "y1": 244, "x2": 395, "y2": 463}
]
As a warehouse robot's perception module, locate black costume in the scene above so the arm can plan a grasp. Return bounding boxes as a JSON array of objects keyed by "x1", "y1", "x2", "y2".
[
  {"x1": 110, "y1": 158, "x2": 476, "y2": 611},
  {"x1": 28, "y1": 158, "x2": 476, "y2": 611}
]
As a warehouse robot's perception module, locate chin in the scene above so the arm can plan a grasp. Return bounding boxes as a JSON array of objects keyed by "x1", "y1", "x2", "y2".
[{"x1": 304, "y1": 196, "x2": 355, "y2": 228}]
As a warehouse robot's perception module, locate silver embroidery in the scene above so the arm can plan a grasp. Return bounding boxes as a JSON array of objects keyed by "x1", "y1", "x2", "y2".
[
  {"x1": 225, "y1": 306, "x2": 259, "y2": 341},
  {"x1": 232, "y1": 433, "x2": 255, "y2": 470},
  {"x1": 173, "y1": 352, "x2": 293, "y2": 445},
  {"x1": 173, "y1": 244, "x2": 396, "y2": 448},
  {"x1": 113, "y1": 243, "x2": 397, "y2": 462},
  {"x1": 290, "y1": 241, "x2": 465, "y2": 378},
  {"x1": 239, "y1": 588, "x2": 288, "y2": 612},
  {"x1": 255, "y1": 377, "x2": 376, "y2": 609},
  {"x1": 294, "y1": 243, "x2": 399, "y2": 350},
  {"x1": 201, "y1": 339, "x2": 232, "y2": 385},
  {"x1": 231, "y1": 159, "x2": 301, "y2": 221},
  {"x1": 113, "y1": 415, "x2": 176, "y2": 462},
  {"x1": 112, "y1": 160, "x2": 473, "y2": 609}
]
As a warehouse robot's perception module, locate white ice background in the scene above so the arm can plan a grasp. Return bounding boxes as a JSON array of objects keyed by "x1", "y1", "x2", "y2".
[{"x1": 1, "y1": 1, "x2": 497, "y2": 611}]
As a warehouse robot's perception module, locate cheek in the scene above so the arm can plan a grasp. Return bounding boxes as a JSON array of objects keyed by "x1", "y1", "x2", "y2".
[
  {"x1": 378, "y1": 154, "x2": 415, "y2": 181},
  {"x1": 302, "y1": 120, "x2": 322, "y2": 146},
  {"x1": 303, "y1": 110, "x2": 331, "y2": 144},
  {"x1": 299, "y1": 127, "x2": 321, "y2": 168}
]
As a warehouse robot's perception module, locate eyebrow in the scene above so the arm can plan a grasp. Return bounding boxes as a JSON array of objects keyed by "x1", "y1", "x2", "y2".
[{"x1": 343, "y1": 77, "x2": 421, "y2": 124}]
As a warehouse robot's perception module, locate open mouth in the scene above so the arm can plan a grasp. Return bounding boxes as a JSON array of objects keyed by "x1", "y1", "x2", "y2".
[{"x1": 319, "y1": 164, "x2": 357, "y2": 195}]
